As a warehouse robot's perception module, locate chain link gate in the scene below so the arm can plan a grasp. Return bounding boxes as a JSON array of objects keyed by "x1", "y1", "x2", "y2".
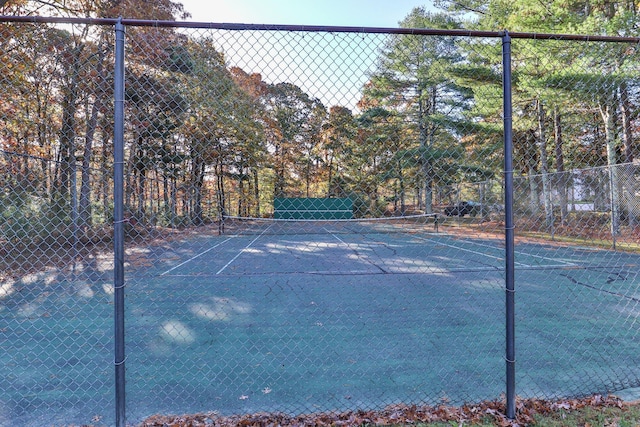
[{"x1": 1, "y1": 15, "x2": 639, "y2": 426}]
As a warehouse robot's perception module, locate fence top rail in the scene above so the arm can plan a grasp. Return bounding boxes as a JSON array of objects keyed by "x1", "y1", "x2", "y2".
[{"x1": 2, "y1": 14, "x2": 640, "y2": 42}]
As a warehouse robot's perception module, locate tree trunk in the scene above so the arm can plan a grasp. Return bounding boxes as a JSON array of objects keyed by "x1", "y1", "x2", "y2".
[
  {"x1": 253, "y1": 168, "x2": 260, "y2": 217},
  {"x1": 274, "y1": 143, "x2": 286, "y2": 199},
  {"x1": 599, "y1": 101, "x2": 620, "y2": 236},
  {"x1": 162, "y1": 172, "x2": 170, "y2": 223},
  {"x1": 398, "y1": 160, "x2": 406, "y2": 215},
  {"x1": 553, "y1": 108, "x2": 568, "y2": 223},
  {"x1": 216, "y1": 160, "x2": 226, "y2": 218},
  {"x1": 170, "y1": 170, "x2": 178, "y2": 225},
  {"x1": 537, "y1": 100, "x2": 554, "y2": 230},
  {"x1": 79, "y1": 97, "x2": 98, "y2": 231},
  {"x1": 135, "y1": 144, "x2": 147, "y2": 219},
  {"x1": 418, "y1": 86, "x2": 436, "y2": 214},
  {"x1": 620, "y1": 82, "x2": 638, "y2": 227},
  {"x1": 326, "y1": 152, "x2": 334, "y2": 198},
  {"x1": 305, "y1": 157, "x2": 311, "y2": 198},
  {"x1": 78, "y1": 38, "x2": 108, "y2": 232},
  {"x1": 100, "y1": 116, "x2": 111, "y2": 224},
  {"x1": 527, "y1": 166, "x2": 540, "y2": 214},
  {"x1": 191, "y1": 154, "x2": 205, "y2": 225},
  {"x1": 56, "y1": 46, "x2": 83, "y2": 222},
  {"x1": 238, "y1": 167, "x2": 245, "y2": 217},
  {"x1": 621, "y1": 82, "x2": 634, "y2": 164}
]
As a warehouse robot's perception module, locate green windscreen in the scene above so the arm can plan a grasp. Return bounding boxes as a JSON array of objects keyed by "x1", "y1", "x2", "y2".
[{"x1": 273, "y1": 197, "x2": 353, "y2": 219}]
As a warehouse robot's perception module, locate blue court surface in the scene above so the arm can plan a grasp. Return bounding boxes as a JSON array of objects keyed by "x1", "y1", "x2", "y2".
[{"x1": 2, "y1": 221, "x2": 639, "y2": 425}]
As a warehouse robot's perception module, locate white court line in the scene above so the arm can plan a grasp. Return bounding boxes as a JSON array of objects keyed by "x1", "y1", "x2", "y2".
[
  {"x1": 329, "y1": 230, "x2": 349, "y2": 246},
  {"x1": 215, "y1": 225, "x2": 272, "y2": 275},
  {"x1": 331, "y1": 228, "x2": 522, "y2": 268},
  {"x1": 326, "y1": 228, "x2": 388, "y2": 273},
  {"x1": 414, "y1": 235, "x2": 534, "y2": 267},
  {"x1": 328, "y1": 228, "x2": 374, "y2": 251},
  {"x1": 438, "y1": 235, "x2": 579, "y2": 267},
  {"x1": 160, "y1": 237, "x2": 233, "y2": 276},
  {"x1": 515, "y1": 248, "x2": 577, "y2": 266}
]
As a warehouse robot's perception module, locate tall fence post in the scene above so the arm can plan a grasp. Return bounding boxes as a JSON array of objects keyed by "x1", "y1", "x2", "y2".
[
  {"x1": 113, "y1": 17, "x2": 127, "y2": 427},
  {"x1": 502, "y1": 30, "x2": 516, "y2": 420}
]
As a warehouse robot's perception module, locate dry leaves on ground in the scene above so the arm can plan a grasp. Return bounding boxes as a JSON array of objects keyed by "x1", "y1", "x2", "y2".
[{"x1": 138, "y1": 394, "x2": 625, "y2": 427}]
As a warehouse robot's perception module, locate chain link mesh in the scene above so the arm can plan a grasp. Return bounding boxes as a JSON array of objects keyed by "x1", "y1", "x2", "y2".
[
  {"x1": 1, "y1": 21, "x2": 114, "y2": 425},
  {"x1": 509, "y1": 37, "x2": 640, "y2": 401},
  {"x1": 119, "y1": 27, "x2": 506, "y2": 423},
  {"x1": 1, "y1": 18, "x2": 639, "y2": 426}
]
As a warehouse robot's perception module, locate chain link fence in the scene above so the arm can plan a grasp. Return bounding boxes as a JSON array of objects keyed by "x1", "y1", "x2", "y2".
[
  {"x1": 513, "y1": 164, "x2": 640, "y2": 246},
  {"x1": 1, "y1": 16, "x2": 639, "y2": 426},
  {"x1": 1, "y1": 20, "x2": 116, "y2": 426}
]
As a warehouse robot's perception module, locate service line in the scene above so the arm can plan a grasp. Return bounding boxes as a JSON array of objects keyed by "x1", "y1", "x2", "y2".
[
  {"x1": 215, "y1": 226, "x2": 273, "y2": 275},
  {"x1": 160, "y1": 237, "x2": 233, "y2": 276}
]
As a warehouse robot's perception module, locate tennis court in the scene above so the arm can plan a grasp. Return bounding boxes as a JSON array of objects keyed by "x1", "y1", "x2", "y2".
[
  {"x1": 118, "y1": 217, "x2": 640, "y2": 422},
  {"x1": 3, "y1": 217, "x2": 640, "y2": 425}
]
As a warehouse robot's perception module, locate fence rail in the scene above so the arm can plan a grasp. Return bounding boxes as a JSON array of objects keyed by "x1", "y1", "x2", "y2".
[{"x1": 1, "y1": 15, "x2": 640, "y2": 427}]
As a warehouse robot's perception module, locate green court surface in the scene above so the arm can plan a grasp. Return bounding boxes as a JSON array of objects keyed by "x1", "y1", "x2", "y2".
[{"x1": 2, "y1": 223, "x2": 640, "y2": 426}]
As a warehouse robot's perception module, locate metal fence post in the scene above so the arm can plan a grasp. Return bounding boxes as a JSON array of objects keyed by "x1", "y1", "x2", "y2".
[
  {"x1": 502, "y1": 30, "x2": 516, "y2": 420},
  {"x1": 113, "y1": 17, "x2": 127, "y2": 427}
]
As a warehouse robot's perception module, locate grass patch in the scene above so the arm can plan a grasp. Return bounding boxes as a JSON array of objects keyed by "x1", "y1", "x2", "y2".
[
  {"x1": 386, "y1": 402, "x2": 640, "y2": 426},
  {"x1": 531, "y1": 402, "x2": 640, "y2": 426}
]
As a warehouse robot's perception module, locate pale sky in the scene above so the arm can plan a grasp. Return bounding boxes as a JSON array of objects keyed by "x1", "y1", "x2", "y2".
[
  {"x1": 177, "y1": 0, "x2": 437, "y2": 27},
  {"x1": 173, "y1": 1, "x2": 441, "y2": 110}
]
